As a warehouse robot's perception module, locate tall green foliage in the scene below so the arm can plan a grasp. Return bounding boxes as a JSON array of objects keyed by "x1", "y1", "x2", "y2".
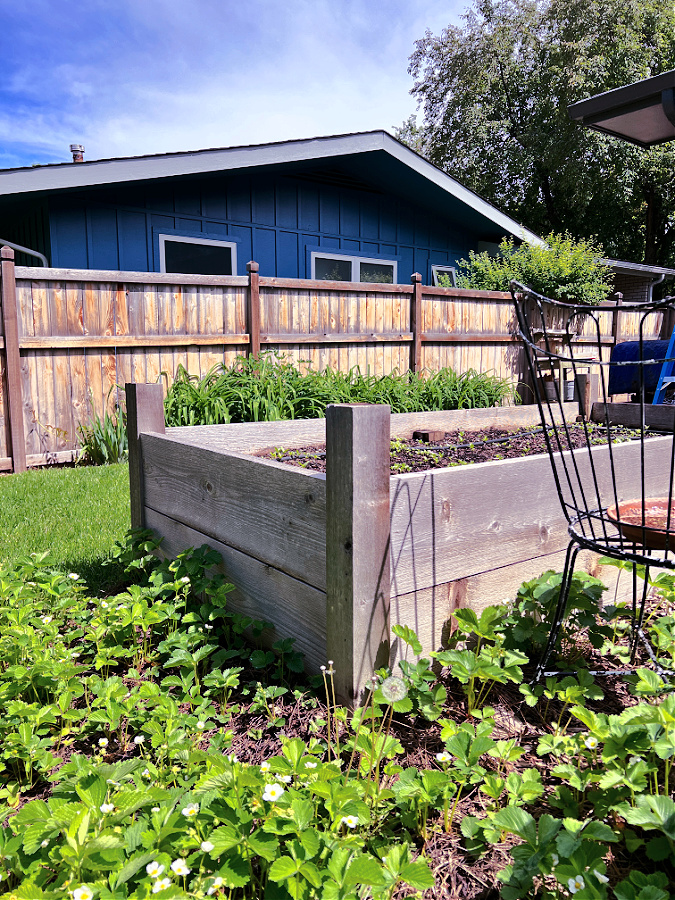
[
  {"x1": 164, "y1": 354, "x2": 517, "y2": 427},
  {"x1": 455, "y1": 232, "x2": 614, "y2": 303},
  {"x1": 401, "y1": 0, "x2": 675, "y2": 267}
]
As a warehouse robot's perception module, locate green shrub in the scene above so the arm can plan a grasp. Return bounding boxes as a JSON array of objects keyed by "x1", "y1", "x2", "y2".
[{"x1": 455, "y1": 232, "x2": 614, "y2": 305}]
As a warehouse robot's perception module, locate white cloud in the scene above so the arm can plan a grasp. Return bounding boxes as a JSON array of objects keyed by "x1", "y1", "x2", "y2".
[{"x1": 0, "y1": 0, "x2": 464, "y2": 166}]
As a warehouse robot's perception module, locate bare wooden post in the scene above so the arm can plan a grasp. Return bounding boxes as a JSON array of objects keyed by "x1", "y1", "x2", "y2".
[
  {"x1": 126, "y1": 383, "x2": 165, "y2": 528},
  {"x1": 247, "y1": 261, "x2": 261, "y2": 358},
  {"x1": 0, "y1": 247, "x2": 26, "y2": 473},
  {"x1": 325, "y1": 403, "x2": 391, "y2": 705},
  {"x1": 410, "y1": 273, "x2": 422, "y2": 374},
  {"x1": 611, "y1": 293, "x2": 623, "y2": 348}
]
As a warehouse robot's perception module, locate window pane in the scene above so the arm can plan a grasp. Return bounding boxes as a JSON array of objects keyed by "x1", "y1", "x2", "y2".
[
  {"x1": 164, "y1": 241, "x2": 232, "y2": 275},
  {"x1": 432, "y1": 266, "x2": 456, "y2": 287},
  {"x1": 360, "y1": 262, "x2": 394, "y2": 284},
  {"x1": 315, "y1": 256, "x2": 352, "y2": 281}
]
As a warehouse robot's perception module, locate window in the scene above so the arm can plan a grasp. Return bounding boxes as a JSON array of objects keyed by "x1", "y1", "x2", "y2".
[
  {"x1": 311, "y1": 251, "x2": 397, "y2": 284},
  {"x1": 431, "y1": 265, "x2": 457, "y2": 287},
  {"x1": 158, "y1": 234, "x2": 238, "y2": 275}
]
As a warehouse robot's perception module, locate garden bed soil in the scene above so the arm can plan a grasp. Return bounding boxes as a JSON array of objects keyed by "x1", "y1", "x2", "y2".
[{"x1": 260, "y1": 424, "x2": 643, "y2": 474}]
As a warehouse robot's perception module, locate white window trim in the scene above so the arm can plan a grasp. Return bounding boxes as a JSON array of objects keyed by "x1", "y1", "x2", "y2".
[
  {"x1": 431, "y1": 265, "x2": 457, "y2": 287},
  {"x1": 158, "y1": 234, "x2": 238, "y2": 275},
  {"x1": 311, "y1": 250, "x2": 398, "y2": 284}
]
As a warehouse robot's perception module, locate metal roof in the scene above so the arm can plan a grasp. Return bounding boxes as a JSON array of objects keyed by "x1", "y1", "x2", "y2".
[
  {"x1": 0, "y1": 130, "x2": 544, "y2": 246},
  {"x1": 605, "y1": 258, "x2": 675, "y2": 277},
  {"x1": 568, "y1": 70, "x2": 675, "y2": 147}
]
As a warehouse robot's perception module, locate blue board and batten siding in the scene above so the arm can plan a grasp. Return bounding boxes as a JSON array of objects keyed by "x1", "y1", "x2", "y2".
[{"x1": 47, "y1": 171, "x2": 480, "y2": 283}]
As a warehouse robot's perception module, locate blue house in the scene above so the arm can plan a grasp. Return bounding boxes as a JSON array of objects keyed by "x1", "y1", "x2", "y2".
[{"x1": 0, "y1": 131, "x2": 542, "y2": 285}]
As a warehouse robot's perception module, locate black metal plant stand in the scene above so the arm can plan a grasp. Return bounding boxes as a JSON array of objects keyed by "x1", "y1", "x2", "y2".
[{"x1": 511, "y1": 281, "x2": 675, "y2": 679}]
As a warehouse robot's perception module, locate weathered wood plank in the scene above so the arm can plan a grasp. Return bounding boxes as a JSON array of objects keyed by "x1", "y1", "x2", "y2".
[
  {"x1": 126, "y1": 383, "x2": 166, "y2": 529},
  {"x1": 163, "y1": 404, "x2": 579, "y2": 455},
  {"x1": 141, "y1": 432, "x2": 327, "y2": 589},
  {"x1": 143, "y1": 286, "x2": 161, "y2": 385},
  {"x1": 0, "y1": 249, "x2": 26, "y2": 471},
  {"x1": 421, "y1": 333, "x2": 517, "y2": 343},
  {"x1": 144, "y1": 507, "x2": 327, "y2": 672},
  {"x1": 0, "y1": 355, "x2": 7, "y2": 459},
  {"x1": 591, "y1": 402, "x2": 675, "y2": 431},
  {"x1": 389, "y1": 435, "x2": 675, "y2": 596},
  {"x1": 16, "y1": 268, "x2": 250, "y2": 287},
  {"x1": 259, "y1": 332, "x2": 413, "y2": 345},
  {"x1": 326, "y1": 404, "x2": 391, "y2": 704},
  {"x1": 410, "y1": 273, "x2": 422, "y2": 373},
  {"x1": 0, "y1": 448, "x2": 84, "y2": 471},
  {"x1": 247, "y1": 261, "x2": 261, "y2": 357},
  {"x1": 390, "y1": 549, "x2": 635, "y2": 661}
]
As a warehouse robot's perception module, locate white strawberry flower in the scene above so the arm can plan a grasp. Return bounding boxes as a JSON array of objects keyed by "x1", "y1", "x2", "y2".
[
  {"x1": 341, "y1": 815, "x2": 359, "y2": 828},
  {"x1": 146, "y1": 861, "x2": 164, "y2": 878},
  {"x1": 71, "y1": 886, "x2": 93, "y2": 900},
  {"x1": 171, "y1": 858, "x2": 191, "y2": 877},
  {"x1": 200, "y1": 840, "x2": 214, "y2": 853},
  {"x1": 262, "y1": 783, "x2": 285, "y2": 802},
  {"x1": 152, "y1": 877, "x2": 172, "y2": 893},
  {"x1": 181, "y1": 803, "x2": 199, "y2": 818},
  {"x1": 569, "y1": 875, "x2": 586, "y2": 894},
  {"x1": 99, "y1": 803, "x2": 114, "y2": 814}
]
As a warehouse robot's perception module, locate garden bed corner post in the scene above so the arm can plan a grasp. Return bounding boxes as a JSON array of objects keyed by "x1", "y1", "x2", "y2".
[
  {"x1": 325, "y1": 403, "x2": 391, "y2": 706},
  {"x1": 126, "y1": 383, "x2": 166, "y2": 529}
]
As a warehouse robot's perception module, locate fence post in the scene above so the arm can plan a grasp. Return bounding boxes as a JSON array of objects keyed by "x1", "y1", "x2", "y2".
[
  {"x1": 410, "y1": 273, "x2": 422, "y2": 374},
  {"x1": 247, "y1": 261, "x2": 261, "y2": 358},
  {"x1": 325, "y1": 403, "x2": 391, "y2": 705},
  {"x1": 611, "y1": 293, "x2": 623, "y2": 348},
  {"x1": 1, "y1": 247, "x2": 26, "y2": 473},
  {"x1": 126, "y1": 383, "x2": 165, "y2": 529}
]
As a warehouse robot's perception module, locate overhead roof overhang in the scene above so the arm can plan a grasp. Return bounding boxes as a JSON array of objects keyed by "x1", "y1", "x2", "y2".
[
  {"x1": 568, "y1": 69, "x2": 675, "y2": 148},
  {"x1": 0, "y1": 130, "x2": 544, "y2": 246}
]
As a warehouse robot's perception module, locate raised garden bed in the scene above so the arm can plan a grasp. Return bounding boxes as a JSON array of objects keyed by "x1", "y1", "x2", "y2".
[
  {"x1": 260, "y1": 422, "x2": 643, "y2": 474},
  {"x1": 126, "y1": 384, "x2": 672, "y2": 702}
]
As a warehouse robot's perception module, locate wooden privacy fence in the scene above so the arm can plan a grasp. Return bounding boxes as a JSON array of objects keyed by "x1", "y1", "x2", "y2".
[{"x1": 0, "y1": 247, "x2": 664, "y2": 472}]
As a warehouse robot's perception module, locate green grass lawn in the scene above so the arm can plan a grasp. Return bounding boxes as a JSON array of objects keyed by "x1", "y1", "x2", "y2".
[{"x1": 0, "y1": 462, "x2": 130, "y2": 592}]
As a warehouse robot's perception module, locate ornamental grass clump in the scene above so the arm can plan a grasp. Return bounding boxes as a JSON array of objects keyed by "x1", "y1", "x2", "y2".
[{"x1": 163, "y1": 352, "x2": 516, "y2": 426}]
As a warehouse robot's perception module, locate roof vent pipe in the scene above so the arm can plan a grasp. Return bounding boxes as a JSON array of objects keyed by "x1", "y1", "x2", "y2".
[{"x1": 70, "y1": 144, "x2": 85, "y2": 162}]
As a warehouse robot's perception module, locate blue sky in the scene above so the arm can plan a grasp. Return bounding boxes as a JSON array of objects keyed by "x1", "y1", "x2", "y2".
[{"x1": 0, "y1": 0, "x2": 463, "y2": 169}]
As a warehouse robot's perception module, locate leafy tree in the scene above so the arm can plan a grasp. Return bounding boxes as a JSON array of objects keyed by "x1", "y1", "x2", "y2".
[{"x1": 401, "y1": 0, "x2": 675, "y2": 267}]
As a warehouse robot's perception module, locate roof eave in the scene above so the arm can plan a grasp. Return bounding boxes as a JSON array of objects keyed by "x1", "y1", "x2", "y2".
[{"x1": 0, "y1": 130, "x2": 543, "y2": 245}]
